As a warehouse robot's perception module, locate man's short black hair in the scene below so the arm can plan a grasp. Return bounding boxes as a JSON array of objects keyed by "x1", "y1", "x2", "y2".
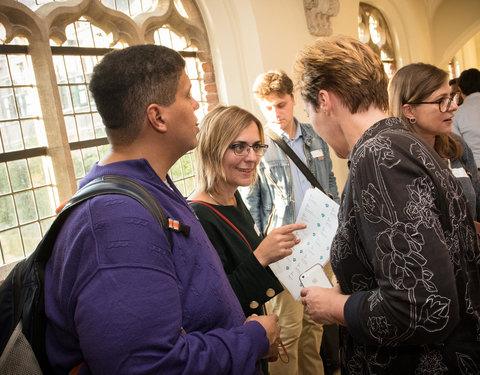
[
  {"x1": 458, "y1": 68, "x2": 480, "y2": 96},
  {"x1": 89, "y1": 44, "x2": 185, "y2": 145},
  {"x1": 449, "y1": 78, "x2": 458, "y2": 86}
]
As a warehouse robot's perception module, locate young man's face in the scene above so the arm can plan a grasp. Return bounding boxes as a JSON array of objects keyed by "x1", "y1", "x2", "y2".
[{"x1": 258, "y1": 93, "x2": 295, "y2": 131}]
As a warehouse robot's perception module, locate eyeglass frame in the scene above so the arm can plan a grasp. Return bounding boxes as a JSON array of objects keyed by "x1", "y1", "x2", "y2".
[
  {"x1": 228, "y1": 141, "x2": 269, "y2": 156},
  {"x1": 407, "y1": 92, "x2": 460, "y2": 113}
]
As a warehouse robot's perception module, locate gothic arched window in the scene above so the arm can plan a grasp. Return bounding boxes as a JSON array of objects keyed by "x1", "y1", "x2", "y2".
[
  {"x1": 0, "y1": 0, "x2": 216, "y2": 267},
  {"x1": 358, "y1": 3, "x2": 396, "y2": 78}
]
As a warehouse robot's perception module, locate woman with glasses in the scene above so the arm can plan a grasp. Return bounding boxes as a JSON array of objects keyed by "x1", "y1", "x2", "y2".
[
  {"x1": 390, "y1": 63, "x2": 480, "y2": 220},
  {"x1": 189, "y1": 106, "x2": 305, "y2": 369}
]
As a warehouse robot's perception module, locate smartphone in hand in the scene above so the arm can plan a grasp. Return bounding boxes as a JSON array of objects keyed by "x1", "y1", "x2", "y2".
[{"x1": 300, "y1": 263, "x2": 332, "y2": 288}]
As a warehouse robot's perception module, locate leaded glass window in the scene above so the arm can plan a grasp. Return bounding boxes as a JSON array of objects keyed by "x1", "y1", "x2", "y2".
[
  {"x1": 358, "y1": 3, "x2": 396, "y2": 78},
  {"x1": 0, "y1": 0, "x2": 217, "y2": 268}
]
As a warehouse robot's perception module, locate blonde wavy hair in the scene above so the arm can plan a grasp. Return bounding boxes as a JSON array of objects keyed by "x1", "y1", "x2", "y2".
[{"x1": 195, "y1": 105, "x2": 264, "y2": 195}]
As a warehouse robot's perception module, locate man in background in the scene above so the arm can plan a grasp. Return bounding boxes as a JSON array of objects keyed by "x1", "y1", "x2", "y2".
[
  {"x1": 242, "y1": 70, "x2": 339, "y2": 375},
  {"x1": 449, "y1": 78, "x2": 464, "y2": 105},
  {"x1": 452, "y1": 68, "x2": 480, "y2": 169}
]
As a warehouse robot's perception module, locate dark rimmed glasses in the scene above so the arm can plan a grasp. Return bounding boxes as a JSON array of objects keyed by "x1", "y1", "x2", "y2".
[
  {"x1": 408, "y1": 92, "x2": 460, "y2": 113},
  {"x1": 229, "y1": 142, "x2": 269, "y2": 156}
]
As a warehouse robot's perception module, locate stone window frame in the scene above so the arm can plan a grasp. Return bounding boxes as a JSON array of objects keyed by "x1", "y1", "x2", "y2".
[
  {"x1": 0, "y1": 0, "x2": 218, "y2": 272},
  {"x1": 358, "y1": 2, "x2": 397, "y2": 78}
]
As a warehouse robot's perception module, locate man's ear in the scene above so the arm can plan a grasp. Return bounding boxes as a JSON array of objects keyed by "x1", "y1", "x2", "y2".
[
  {"x1": 146, "y1": 104, "x2": 167, "y2": 133},
  {"x1": 402, "y1": 103, "x2": 415, "y2": 121}
]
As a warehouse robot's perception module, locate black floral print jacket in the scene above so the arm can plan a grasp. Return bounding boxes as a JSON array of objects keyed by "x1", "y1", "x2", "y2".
[{"x1": 333, "y1": 117, "x2": 480, "y2": 374}]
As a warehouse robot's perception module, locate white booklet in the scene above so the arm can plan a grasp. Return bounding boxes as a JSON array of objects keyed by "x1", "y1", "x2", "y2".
[{"x1": 269, "y1": 188, "x2": 339, "y2": 300}]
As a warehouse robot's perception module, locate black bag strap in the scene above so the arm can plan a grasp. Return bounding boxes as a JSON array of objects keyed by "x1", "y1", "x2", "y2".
[
  {"x1": 265, "y1": 128, "x2": 332, "y2": 198},
  {"x1": 6, "y1": 175, "x2": 177, "y2": 373},
  {"x1": 189, "y1": 200, "x2": 253, "y2": 251},
  {"x1": 36, "y1": 175, "x2": 173, "y2": 262}
]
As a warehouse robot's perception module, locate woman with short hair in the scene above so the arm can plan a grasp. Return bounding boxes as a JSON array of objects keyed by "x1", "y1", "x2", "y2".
[{"x1": 296, "y1": 35, "x2": 480, "y2": 374}]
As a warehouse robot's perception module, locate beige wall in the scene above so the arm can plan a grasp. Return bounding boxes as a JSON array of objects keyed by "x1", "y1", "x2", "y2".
[
  {"x1": 455, "y1": 32, "x2": 480, "y2": 73},
  {"x1": 198, "y1": 0, "x2": 480, "y2": 193}
]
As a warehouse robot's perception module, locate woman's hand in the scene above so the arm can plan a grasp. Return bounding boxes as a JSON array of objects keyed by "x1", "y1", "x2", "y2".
[
  {"x1": 254, "y1": 223, "x2": 306, "y2": 267},
  {"x1": 300, "y1": 283, "x2": 349, "y2": 326}
]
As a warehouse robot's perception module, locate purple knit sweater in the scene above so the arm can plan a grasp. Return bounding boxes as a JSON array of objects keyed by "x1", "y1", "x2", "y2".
[{"x1": 44, "y1": 159, "x2": 268, "y2": 374}]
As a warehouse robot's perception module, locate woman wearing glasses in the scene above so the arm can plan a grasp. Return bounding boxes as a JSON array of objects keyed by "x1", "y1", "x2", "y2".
[
  {"x1": 189, "y1": 106, "x2": 305, "y2": 368},
  {"x1": 390, "y1": 62, "x2": 480, "y2": 220},
  {"x1": 190, "y1": 105, "x2": 305, "y2": 369}
]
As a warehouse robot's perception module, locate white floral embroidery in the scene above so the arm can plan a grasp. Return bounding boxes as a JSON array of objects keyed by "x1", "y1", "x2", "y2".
[{"x1": 332, "y1": 118, "x2": 480, "y2": 373}]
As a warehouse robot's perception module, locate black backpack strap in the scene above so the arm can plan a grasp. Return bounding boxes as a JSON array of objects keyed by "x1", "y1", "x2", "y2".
[
  {"x1": 65, "y1": 175, "x2": 170, "y2": 228},
  {"x1": 36, "y1": 175, "x2": 173, "y2": 262},
  {"x1": 3, "y1": 175, "x2": 175, "y2": 374}
]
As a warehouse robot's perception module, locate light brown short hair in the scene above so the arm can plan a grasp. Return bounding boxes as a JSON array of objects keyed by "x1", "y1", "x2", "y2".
[
  {"x1": 253, "y1": 70, "x2": 294, "y2": 100},
  {"x1": 195, "y1": 105, "x2": 264, "y2": 195},
  {"x1": 294, "y1": 35, "x2": 389, "y2": 113}
]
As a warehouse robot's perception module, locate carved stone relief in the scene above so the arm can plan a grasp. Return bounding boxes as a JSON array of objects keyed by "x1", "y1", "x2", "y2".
[{"x1": 303, "y1": 0, "x2": 340, "y2": 36}]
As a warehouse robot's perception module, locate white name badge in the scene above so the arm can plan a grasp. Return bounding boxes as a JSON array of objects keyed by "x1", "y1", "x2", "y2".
[
  {"x1": 451, "y1": 167, "x2": 469, "y2": 178},
  {"x1": 311, "y1": 149, "x2": 324, "y2": 160}
]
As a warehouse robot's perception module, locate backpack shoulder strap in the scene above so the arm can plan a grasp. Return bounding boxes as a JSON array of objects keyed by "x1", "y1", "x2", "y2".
[
  {"x1": 2, "y1": 175, "x2": 175, "y2": 374},
  {"x1": 36, "y1": 175, "x2": 172, "y2": 262},
  {"x1": 66, "y1": 175, "x2": 169, "y2": 227}
]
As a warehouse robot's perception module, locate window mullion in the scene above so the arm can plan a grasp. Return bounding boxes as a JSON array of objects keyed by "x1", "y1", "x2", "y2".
[{"x1": 28, "y1": 40, "x2": 77, "y2": 202}]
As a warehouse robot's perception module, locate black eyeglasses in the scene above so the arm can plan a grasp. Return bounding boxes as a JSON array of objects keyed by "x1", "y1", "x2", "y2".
[
  {"x1": 229, "y1": 142, "x2": 269, "y2": 156},
  {"x1": 408, "y1": 92, "x2": 460, "y2": 113}
]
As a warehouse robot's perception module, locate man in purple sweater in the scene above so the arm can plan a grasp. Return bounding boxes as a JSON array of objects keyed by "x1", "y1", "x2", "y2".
[{"x1": 44, "y1": 45, "x2": 280, "y2": 374}]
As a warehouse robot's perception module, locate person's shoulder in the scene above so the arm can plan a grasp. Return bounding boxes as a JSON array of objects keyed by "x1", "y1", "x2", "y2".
[
  {"x1": 88, "y1": 193, "x2": 159, "y2": 219},
  {"x1": 354, "y1": 118, "x2": 427, "y2": 158},
  {"x1": 56, "y1": 192, "x2": 172, "y2": 270},
  {"x1": 298, "y1": 120, "x2": 314, "y2": 133},
  {"x1": 189, "y1": 200, "x2": 218, "y2": 220}
]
